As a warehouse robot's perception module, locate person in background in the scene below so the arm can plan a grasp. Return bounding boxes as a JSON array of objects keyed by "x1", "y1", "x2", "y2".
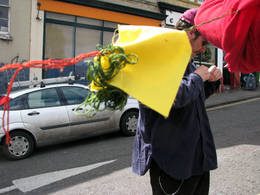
[{"x1": 132, "y1": 8, "x2": 222, "y2": 195}]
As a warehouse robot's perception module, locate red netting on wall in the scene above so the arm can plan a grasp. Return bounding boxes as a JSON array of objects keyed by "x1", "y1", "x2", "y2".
[{"x1": 0, "y1": 51, "x2": 101, "y2": 144}]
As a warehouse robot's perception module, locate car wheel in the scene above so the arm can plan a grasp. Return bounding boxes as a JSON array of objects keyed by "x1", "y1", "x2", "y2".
[
  {"x1": 120, "y1": 110, "x2": 139, "y2": 136},
  {"x1": 2, "y1": 131, "x2": 35, "y2": 160}
]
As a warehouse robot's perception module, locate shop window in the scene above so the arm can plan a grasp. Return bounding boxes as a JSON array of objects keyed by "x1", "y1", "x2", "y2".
[
  {"x1": 75, "y1": 27, "x2": 100, "y2": 55},
  {"x1": 44, "y1": 23, "x2": 74, "y2": 78},
  {"x1": 46, "y1": 12, "x2": 75, "y2": 22},
  {"x1": 74, "y1": 27, "x2": 101, "y2": 78},
  {"x1": 44, "y1": 12, "x2": 118, "y2": 79},
  {"x1": 104, "y1": 21, "x2": 118, "y2": 28},
  {"x1": 45, "y1": 23, "x2": 74, "y2": 59},
  {"x1": 77, "y1": 16, "x2": 102, "y2": 26},
  {"x1": 103, "y1": 31, "x2": 115, "y2": 46}
]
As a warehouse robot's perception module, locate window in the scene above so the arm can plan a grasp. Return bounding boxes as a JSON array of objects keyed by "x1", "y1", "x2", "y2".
[
  {"x1": 0, "y1": 95, "x2": 27, "y2": 111},
  {"x1": 194, "y1": 44, "x2": 216, "y2": 67},
  {"x1": 44, "y1": 12, "x2": 119, "y2": 79},
  {"x1": 0, "y1": 0, "x2": 9, "y2": 33},
  {"x1": 28, "y1": 88, "x2": 60, "y2": 108},
  {"x1": 75, "y1": 27, "x2": 100, "y2": 56},
  {"x1": 9, "y1": 95, "x2": 27, "y2": 110},
  {"x1": 45, "y1": 23, "x2": 74, "y2": 59},
  {"x1": 61, "y1": 86, "x2": 88, "y2": 105}
]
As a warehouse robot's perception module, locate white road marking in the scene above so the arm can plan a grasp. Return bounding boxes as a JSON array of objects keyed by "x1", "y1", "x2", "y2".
[
  {"x1": 207, "y1": 97, "x2": 260, "y2": 111},
  {"x1": 0, "y1": 185, "x2": 16, "y2": 194},
  {"x1": 0, "y1": 159, "x2": 116, "y2": 193}
]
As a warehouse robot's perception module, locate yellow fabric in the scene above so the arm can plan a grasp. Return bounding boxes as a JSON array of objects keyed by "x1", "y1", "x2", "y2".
[
  {"x1": 110, "y1": 25, "x2": 192, "y2": 117},
  {"x1": 90, "y1": 56, "x2": 110, "y2": 91}
]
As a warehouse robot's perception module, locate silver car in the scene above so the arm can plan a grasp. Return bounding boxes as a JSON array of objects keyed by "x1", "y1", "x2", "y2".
[{"x1": 0, "y1": 83, "x2": 139, "y2": 160}]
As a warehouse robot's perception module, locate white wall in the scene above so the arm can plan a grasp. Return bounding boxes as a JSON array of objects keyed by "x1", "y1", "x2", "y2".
[
  {"x1": 0, "y1": 0, "x2": 31, "y2": 64},
  {"x1": 29, "y1": 0, "x2": 44, "y2": 81}
]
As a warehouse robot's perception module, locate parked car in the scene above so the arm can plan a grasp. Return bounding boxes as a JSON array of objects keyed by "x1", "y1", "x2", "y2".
[{"x1": 0, "y1": 83, "x2": 139, "y2": 160}]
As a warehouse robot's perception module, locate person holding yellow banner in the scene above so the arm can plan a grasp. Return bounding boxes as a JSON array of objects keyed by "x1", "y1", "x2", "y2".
[{"x1": 132, "y1": 8, "x2": 222, "y2": 195}]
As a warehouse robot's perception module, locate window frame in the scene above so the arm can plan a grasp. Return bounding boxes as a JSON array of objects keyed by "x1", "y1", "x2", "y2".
[
  {"x1": 8, "y1": 94, "x2": 28, "y2": 111},
  {"x1": 27, "y1": 88, "x2": 61, "y2": 109},
  {"x1": 58, "y1": 86, "x2": 89, "y2": 106},
  {"x1": 0, "y1": 0, "x2": 11, "y2": 39},
  {"x1": 43, "y1": 11, "x2": 120, "y2": 79}
]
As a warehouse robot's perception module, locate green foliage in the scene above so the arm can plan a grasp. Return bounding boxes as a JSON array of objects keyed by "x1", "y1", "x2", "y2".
[{"x1": 73, "y1": 44, "x2": 138, "y2": 117}]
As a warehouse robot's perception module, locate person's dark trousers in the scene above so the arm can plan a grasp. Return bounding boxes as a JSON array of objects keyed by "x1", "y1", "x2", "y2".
[{"x1": 149, "y1": 159, "x2": 210, "y2": 195}]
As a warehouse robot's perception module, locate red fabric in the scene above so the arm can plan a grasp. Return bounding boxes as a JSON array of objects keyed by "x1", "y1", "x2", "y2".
[
  {"x1": 195, "y1": 0, "x2": 260, "y2": 73},
  {"x1": 0, "y1": 96, "x2": 10, "y2": 106}
]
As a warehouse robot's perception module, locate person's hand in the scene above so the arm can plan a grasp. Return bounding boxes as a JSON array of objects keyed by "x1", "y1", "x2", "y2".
[
  {"x1": 208, "y1": 65, "x2": 222, "y2": 81},
  {"x1": 194, "y1": 65, "x2": 210, "y2": 81}
]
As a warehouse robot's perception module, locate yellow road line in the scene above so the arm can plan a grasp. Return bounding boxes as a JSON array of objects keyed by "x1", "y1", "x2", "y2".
[{"x1": 207, "y1": 97, "x2": 260, "y2": 111}]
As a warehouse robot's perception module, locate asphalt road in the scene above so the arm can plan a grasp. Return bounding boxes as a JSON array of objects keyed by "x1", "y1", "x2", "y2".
[{"x1": 0, "y1": 99, "x2": 259, "y2": 195}]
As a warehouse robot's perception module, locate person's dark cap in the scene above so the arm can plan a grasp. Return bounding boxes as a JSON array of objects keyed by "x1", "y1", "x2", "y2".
[{"x1": 180, "y1": 8, "x2": 198, "y2": 26}]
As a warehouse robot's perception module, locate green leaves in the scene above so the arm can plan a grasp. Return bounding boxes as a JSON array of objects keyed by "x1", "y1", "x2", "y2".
[{"x1": 73, "y1": 44, "x2": 138, "y2": 117}]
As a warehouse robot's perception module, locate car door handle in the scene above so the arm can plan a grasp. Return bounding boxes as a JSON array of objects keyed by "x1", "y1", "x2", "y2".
[
  {"x1": 72, "y1": 108, "x2": 83, "y2": 111},
  {"x1": 27, "y1": 111, "x2": 40, "y2": 116}
]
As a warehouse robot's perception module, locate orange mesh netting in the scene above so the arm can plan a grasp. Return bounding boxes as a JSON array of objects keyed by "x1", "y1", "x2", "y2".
[{"x1": 0, "y1": 51, "x2": 101, "y2": 144}]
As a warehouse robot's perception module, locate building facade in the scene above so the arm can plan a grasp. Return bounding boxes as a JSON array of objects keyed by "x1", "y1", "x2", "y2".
[{"x1": 1, "y1": 0, "x2": 236, "y2": 93}]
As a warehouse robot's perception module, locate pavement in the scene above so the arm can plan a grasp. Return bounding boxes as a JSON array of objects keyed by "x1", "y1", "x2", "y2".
[
  {"x1": 205, "y1": 86, "x2": 260, "y2": 195},
  {"x1": 206, "y1": 86, "x2": 260, "y2": 108}
]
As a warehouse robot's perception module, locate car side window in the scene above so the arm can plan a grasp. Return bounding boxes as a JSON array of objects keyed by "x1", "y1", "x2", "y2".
[
  {"x1": 8, "y1": 95, "x2": 27, "y2": 110},
  {"x1": 61, "y1": 86, "x2": 89, "y2": 105},
  {"x1": 28, "y1": 88, "x2": 60, "y2": 108}
]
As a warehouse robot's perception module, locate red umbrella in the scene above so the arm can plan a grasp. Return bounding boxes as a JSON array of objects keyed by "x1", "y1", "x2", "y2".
[{"x1": 195, "y1": 0, "x2": 260, "y2": 73}]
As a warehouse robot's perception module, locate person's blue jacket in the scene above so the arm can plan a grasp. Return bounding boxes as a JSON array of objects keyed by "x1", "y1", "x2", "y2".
[{"x1": 132, "y1": 62, "x2": 220, "y2": 180}]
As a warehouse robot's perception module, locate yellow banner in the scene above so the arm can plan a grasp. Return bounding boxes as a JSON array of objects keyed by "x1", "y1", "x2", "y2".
[{"x1": 111, "y1": 25, "x2": 192, "y2": 117}]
